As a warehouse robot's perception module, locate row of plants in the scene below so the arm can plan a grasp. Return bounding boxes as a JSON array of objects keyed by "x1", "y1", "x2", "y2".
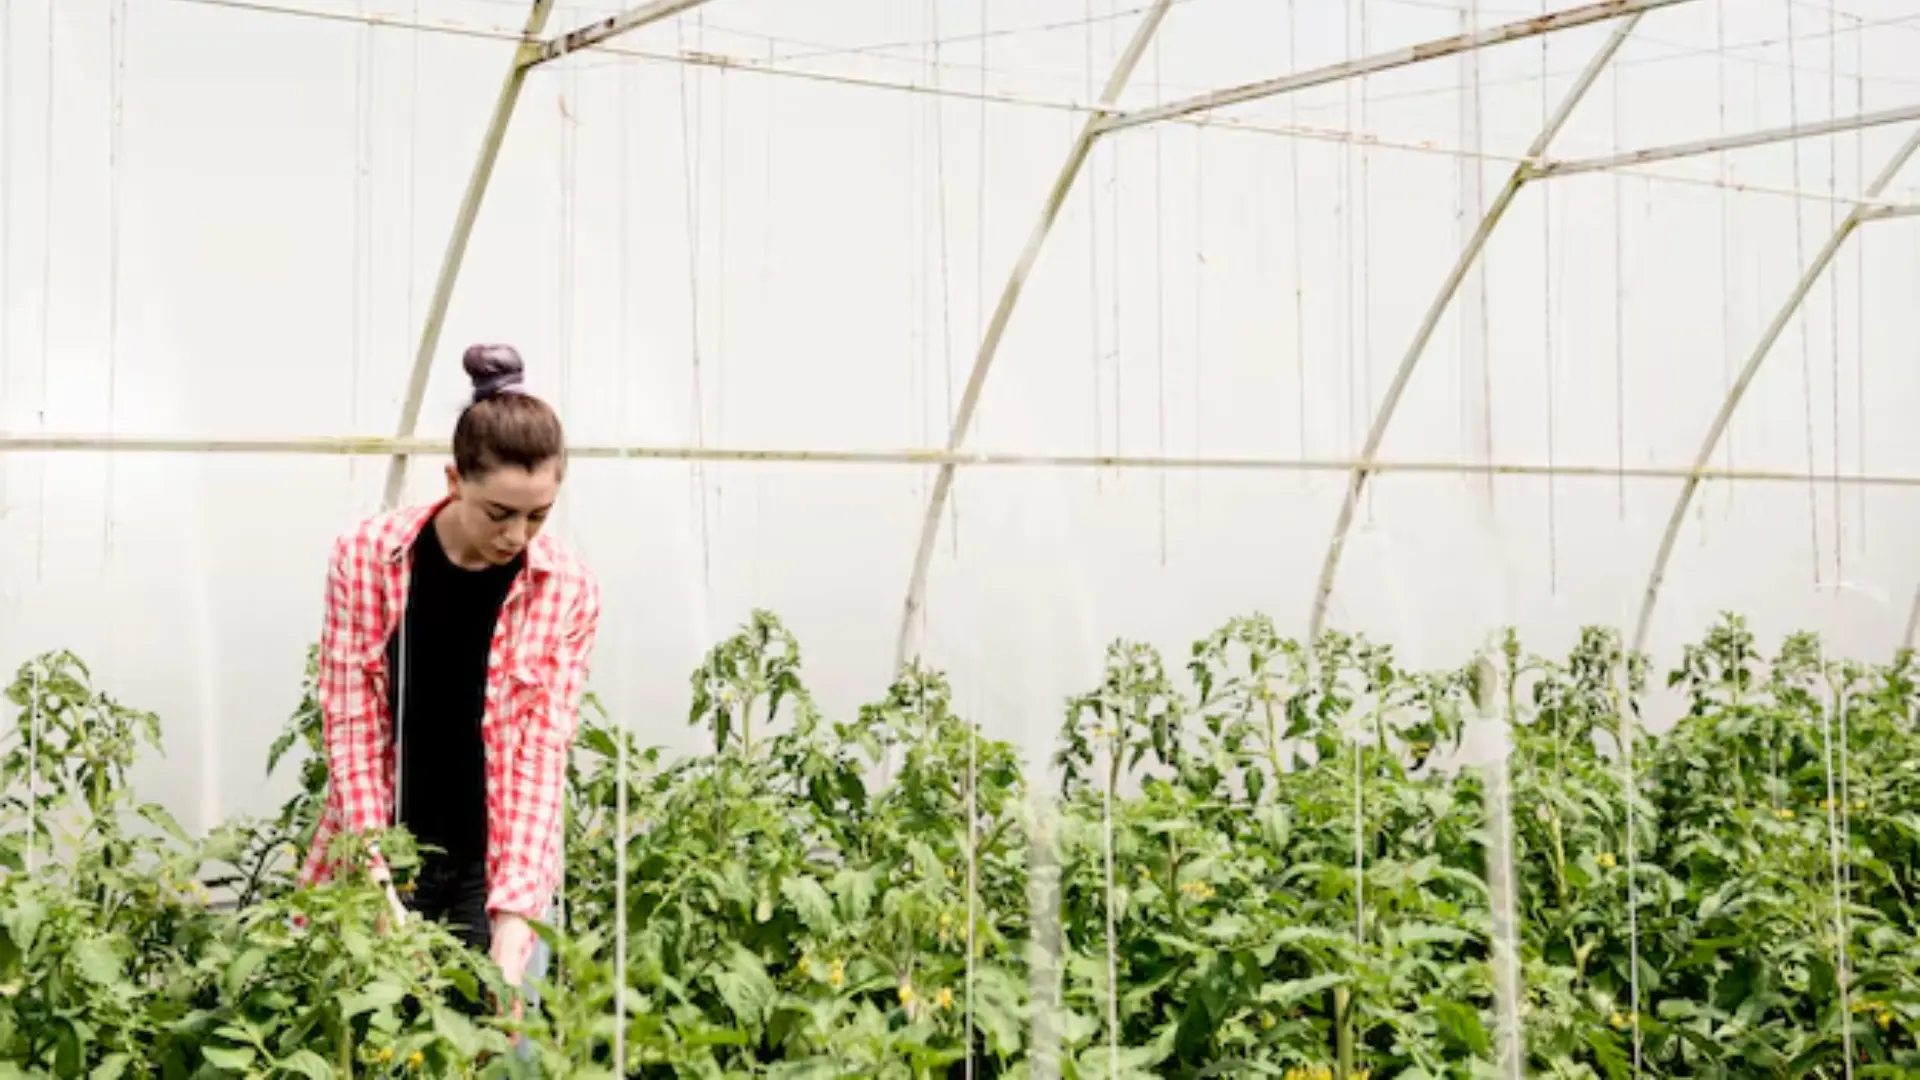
[{"x1": 2, "y1": 611, "x2": 1917, "y2": 1076}]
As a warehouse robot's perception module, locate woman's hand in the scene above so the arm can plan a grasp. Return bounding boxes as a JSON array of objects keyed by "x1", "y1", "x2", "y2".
[{"x1": 491, "y1": 912, "x2": 535, "y2": 1007}]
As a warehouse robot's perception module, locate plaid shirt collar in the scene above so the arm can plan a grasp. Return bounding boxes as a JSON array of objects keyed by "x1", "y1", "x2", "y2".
[{"x1": 375, "y1": 496, "x2": 559, "y2": 577}]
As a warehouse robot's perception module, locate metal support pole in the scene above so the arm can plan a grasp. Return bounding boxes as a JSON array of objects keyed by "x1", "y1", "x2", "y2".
[
  {"x1": 890, "y1": 0, "x2": 1173, "y2": 673},
  {"x1": 1533, "y1": 102, "x2": 1920, "y2": 180},
  {"x1": 1306, "y1": 12, "x2": 1651, "y2": 642},
  {"x1": 380, "y1": 0, "x2": 555, "y2": 510},
  {"x1": 1636, "y1": 128, "x2": 1920, "y2": 655},
  {"x1": 526, "y1": 0, "x2": 717, "y2": 69},
  {"x1": 1095, "y1": 0, "x2": 1694, "y2": 138}
]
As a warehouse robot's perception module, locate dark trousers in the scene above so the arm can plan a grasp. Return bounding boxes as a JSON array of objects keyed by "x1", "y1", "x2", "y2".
[
  {"x1": 405, "y1": 855, "x2": 493, "y2": 1017},
  {"x1": 409, "y1": 854, "x2": 492, "y2": 953}
]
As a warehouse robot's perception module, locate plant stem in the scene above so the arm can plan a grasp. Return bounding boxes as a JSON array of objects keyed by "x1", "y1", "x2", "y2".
[{"x1": 1334, "y1": 985, "x2": 1353, "y2": 1079}]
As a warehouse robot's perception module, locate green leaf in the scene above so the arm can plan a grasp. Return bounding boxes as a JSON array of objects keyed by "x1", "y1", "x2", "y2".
[
  {"x1": 340, "y1": 981, "x2": 407, "y2": 1018},
  {"x1": 275, "y1": 1050, "x2": 334, "y2": 1080},
  {"x1": 780, "y1": 876, "x2": 835, "y2": 934},
  {"x1": 70, "y1": 936, "x2": 123, "y2": 986},
  {"x1": 201, "y1": 1045, "x2": 256, "y2": 1071},
  {"x1": 89, "y1": 1053, "x2": 131, "y2": 1080}
]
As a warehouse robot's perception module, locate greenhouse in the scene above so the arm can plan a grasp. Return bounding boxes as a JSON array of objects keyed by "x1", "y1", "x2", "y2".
[{"x1": 3, "y1": 0, "x2": 1920, "y2": 1074}]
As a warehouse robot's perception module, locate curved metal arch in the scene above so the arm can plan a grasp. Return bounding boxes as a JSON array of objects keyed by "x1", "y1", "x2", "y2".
[
  {"x1": 1304, "y1": 12, "x2": 1653, "y2": 642},
  {"x1": 1635, "y1": 128, "x2": 1920, "y2": 655},
  {"x1": 889, "y1": 0, "x2": 1173, "y2": 672}
]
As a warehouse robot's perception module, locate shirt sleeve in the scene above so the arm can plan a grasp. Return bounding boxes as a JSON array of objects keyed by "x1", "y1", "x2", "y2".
[
  {"x1": 488, "y1": 572, "x2": 601, "y2": 922},
  {"x1": 319, "y1": 531, "x2": 394, "y2": 849}
]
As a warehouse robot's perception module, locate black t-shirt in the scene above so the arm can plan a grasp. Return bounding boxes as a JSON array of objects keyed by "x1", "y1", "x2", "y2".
[{"x1": 387, "y1": 518, "x2": 524, "y2": 868}]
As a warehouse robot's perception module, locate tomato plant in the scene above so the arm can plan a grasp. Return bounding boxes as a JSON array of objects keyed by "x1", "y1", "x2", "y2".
[{"x1": 4, "y1": 610, "x2": 1919, "y2": 1077}]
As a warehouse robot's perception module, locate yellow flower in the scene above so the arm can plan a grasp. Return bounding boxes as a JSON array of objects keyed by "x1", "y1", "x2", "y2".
[
  {"x1": 1259, "y1": 1012, "x2": 1275, "y2": 1030},
  {"x1": 829, "y1": 960, "x2": 845, "y2": 987},
  {"x1": 407, "y1": 1050, "x2": 424, "y2": 1070},
  {"x1": 376, "y1": 1047, "x2": 394, "y2": 1064},
  {"x1": 936, "y1": 987, "x2": 954, "y2": 1011},
  {"x1": 1878, "y1": 1011, "x2": 1894, "y2": 1030},
  {"x1": 796, "y1": 956, "x2": 810, "y2": 978},
  {"x1": 1596, "y1": 852, "x2": 1617, "y2": 870},
  {"x1": 1609, "y1": 1012, "x2": 1627, "y2": 1030},
  {"x1": 939, "y1": 911, "x2": 953, "y2": 929},
  {"x1": 1775, "y1": 807, "x2": 1795, "y2": 821},
  {"x1": 898, "y1": 982, "x2": 915, "y2": 1006}
]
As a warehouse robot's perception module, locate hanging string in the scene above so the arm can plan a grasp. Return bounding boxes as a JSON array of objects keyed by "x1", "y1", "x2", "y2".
[
  {"x1": 0, "y1": 0, "x2": 10, "y2": 520},
  {"x1": 1852, "y1": 18, "x2": 1866, "y2": 553},
  {"x1": 1359, "y1": 0, "x2": 1373, "y2": 524},
  {"x1": 349, "y1": 0, "x2": 371, "y2": 490},
  {"x1": 105, "y1": 0, "x2": 127, "y2": 557},
  {"x1": 1152, "y1": 37, "x2": 1166, "y2": 567},
  {"x1": 1288, "y1": 0, "x2": 1305, "y2": 479},
  {"x1": 1339, "y1": 1, "x2": 1354, "y2": 468},
  {"x1": 1611, "y1": 29, "x2": 1626, "y2": 518},
  {"x1": 677, "y1": 13, "x2": 712, "y2": 587},
  {"x1": 614, "y1": 46, "x2": 636, "y2": 1070},
  {"x1": 1107, "y1": 0, "x2": 1120, "y2": 476},
  {"x1": 1717, "y1": 0, "x2": 1733, "y2": 511},
  {"x1": 1540, "y1": 5, "x2": 1558, "y2": 592},
  {"x1": 1085, "y1": 0, "x2": 1103, "y2": 490},
  {"x1": 35, "y1": 5, "x2": 53, "y2": 584},
  {"x1": 714, "y1": 64, "x2": 729, "y2": 522},
  {"x1": 1783, "y1": 0, "x2": 1821, "y2": 587},
  {"x1": 1827, "y1": 1, "x2": 1841, "y2": 584},
  {"x1": 928, "y1": 0, "x2": 959, "y2": 558},
  {"x1": 965, "y1": 7, "x2": 987, "y2": 1067},
  {"x1": 1192, "y1": 129, "x2": 1202, "y2": 517}
]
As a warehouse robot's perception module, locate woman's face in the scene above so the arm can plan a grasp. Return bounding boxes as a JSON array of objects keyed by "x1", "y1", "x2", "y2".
[{"x1": 443, "y1": 459, "x2": 563, "y2": 566}]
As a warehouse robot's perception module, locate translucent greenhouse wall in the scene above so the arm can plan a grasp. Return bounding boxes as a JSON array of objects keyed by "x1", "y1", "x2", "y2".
[{"x1": 2, "y1": 0, "x2": 1919, "y2": 840}]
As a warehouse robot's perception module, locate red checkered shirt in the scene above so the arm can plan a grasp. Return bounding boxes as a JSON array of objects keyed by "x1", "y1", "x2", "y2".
[{"x1": 298, "y1": 500, "x2": 600, "y2": 925}]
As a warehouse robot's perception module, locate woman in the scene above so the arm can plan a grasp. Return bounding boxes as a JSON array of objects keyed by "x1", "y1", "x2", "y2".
[{"x1": 299, "y1": 344, "x2": 601, "y2": 998}]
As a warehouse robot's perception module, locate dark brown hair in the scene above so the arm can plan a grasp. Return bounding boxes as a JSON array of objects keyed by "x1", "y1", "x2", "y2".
[{"x1": 452, "y1": 344, "x2": 566, "y2": 479}]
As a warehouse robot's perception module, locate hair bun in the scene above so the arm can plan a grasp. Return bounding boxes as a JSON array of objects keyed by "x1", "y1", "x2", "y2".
[{"x1": 463, "y1": 344, "x2": 526, "y2": 403}]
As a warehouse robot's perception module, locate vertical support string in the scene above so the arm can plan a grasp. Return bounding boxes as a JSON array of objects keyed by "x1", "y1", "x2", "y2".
[
  {"x1": 1152, "y1": 37, "x2": 1166, "y2": 566},
  {"x1": 1085, "y1": 0, "x2": 1103, "y2": 486},
  {"x1": 26, "y1": 664, "x2": 41, "y2": 876},
  {"x1": 1615, "y1": 642, "x2": 1642, "y2": 1077},
  {"x1": 1716, "y1": 0, "x2": 1733, "y2": 510},
  {"x1": 1826, "y1": 0, "x2": 1841, "y2": 582},
  {"x1": 928, "y1": 0, "x2": 959, "y2": 558},
  {"x1": 1100, "y1": 729, "x2": 1119, "y2": 1079},
  {"x1": 963, "y1": 713, "x2": 978, "y2": 1080},
  {"x1": 1287, "y1": 0, "x2": 1306, "y2": 478},
  {"x1": 1783, "y1": 0, "x2": 1821, "y2": 586},
  {"x1": 1542, "y1": 13, "x2": 1558, "y2": 592},
  {"x1": 676, "y1": 12, "x2": 712, "y2": 588},
  {"x1": 106, "y1": 0, "x2": 127, "y2": 557},
  {"x1": 1817, "y1": 655, "x2": 1853, "y2": 1079},
  {"x1": 614, "y1": 38, "x2": 634, "y2": 1071}
]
